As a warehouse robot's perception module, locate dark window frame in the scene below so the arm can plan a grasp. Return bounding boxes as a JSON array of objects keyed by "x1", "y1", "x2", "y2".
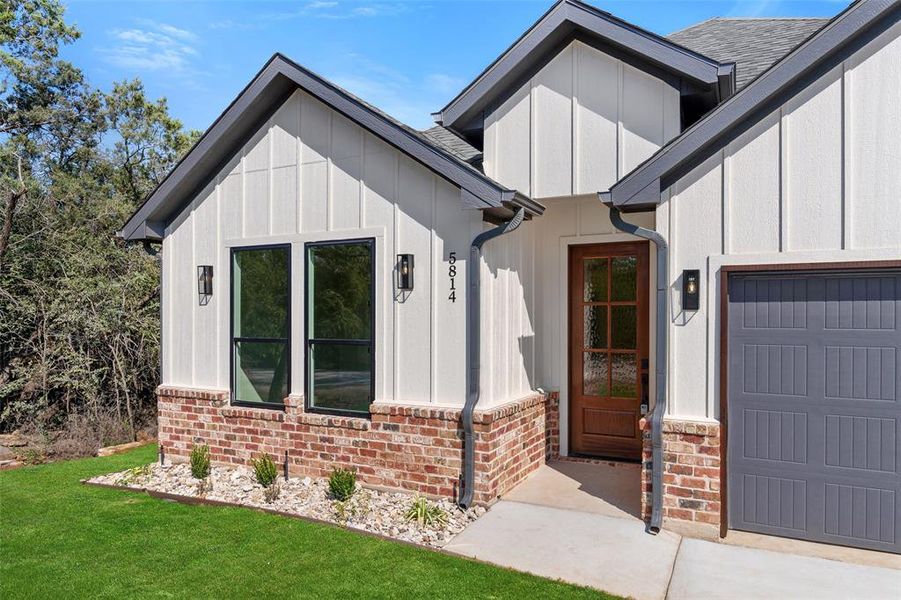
[
  {"x1": 304, "y1": 238, "x2": 376, "y2": 418},
  {"x1": 229, "y1": 243, "x2": 292, "y2": 410}
]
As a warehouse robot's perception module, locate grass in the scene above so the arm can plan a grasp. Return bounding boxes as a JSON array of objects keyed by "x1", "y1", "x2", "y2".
[{"x1": 0, "y1": 445, "x2": 616, "y2": 599}]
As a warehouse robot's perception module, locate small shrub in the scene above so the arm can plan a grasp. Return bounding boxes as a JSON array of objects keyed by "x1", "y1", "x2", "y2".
[
  {"x1": 117, "y1": 464, "x2": 151, "y2": 486},
  {"x1": 328, "y1": 467, "x2": 356, "y2": 501},
  {"x1": 190, "y1": 444, "x2": 211, "y2": 480},
  {"x1": 405, "y1": 496, "x2": 448, "y2": 527},
  {"x1": 251, "y1": 453, "x2": 278, "y2": 488},
  {"x1": 263, "y1": 481, "x2": 281, "y2": 504},
  {"x1": 21, "y1": 448, "x2": 46, "y2": 466}
]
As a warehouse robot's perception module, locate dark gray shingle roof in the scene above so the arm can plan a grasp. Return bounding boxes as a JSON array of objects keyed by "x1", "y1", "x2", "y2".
[
  {"x1": 421, "y1": 126, "x2": 482, "y2": 164},
  {"x1": 668, "y1": 17, "x2": 829, "y2": 89}
]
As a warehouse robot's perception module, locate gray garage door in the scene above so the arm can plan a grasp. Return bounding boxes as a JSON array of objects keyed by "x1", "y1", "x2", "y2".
[{"x1": 728, "y1": 271, "x2": 901, "y2": 554}]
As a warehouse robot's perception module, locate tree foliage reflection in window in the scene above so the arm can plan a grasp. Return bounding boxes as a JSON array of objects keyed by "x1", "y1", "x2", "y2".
[{"x1": 232, "y1": 246, "x2": 290, "y2": 406}]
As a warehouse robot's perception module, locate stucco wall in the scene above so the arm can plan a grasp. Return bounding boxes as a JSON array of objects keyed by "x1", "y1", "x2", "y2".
[
  {"x1": 664, "y1": 19, "x2": 901, "y2": 420},
  {"x1": 162, "y1": 89, "x2": 494, "y2": 408},
  {"x1": 483, "y1": 39, "x2": 681, "y2": 198}
]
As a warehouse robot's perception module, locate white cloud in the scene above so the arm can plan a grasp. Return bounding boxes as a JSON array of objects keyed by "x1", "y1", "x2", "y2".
[
  {"x1": 306, "y1": 1, "x2": 339, "y2": 9},
  {"x1": 152, "y1": 23, "x2": 198, "y2": 42},
  {"x1": 101, "y1": 20, "x2": 201, "y2": 75},
  {"x1": 726, "y1": 0, "x2": 781, "y2": 17},
  {"x1": 262, "y1": 1, "x2": 408, "y2": 22},
  {"x1": 329, "y1": 57, "x2": 463, "y2": 129}
]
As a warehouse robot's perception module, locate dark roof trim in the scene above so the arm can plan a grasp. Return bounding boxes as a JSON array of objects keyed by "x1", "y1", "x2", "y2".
[
  {"x1": 120, "y1": 54, "x2": 542, "y2": 242},
  {"x1": 435, "y1": 0, "x2": 732, "y2": 134},
  {"x1": 609, "y1": 0, "x2": 897, "y2": 210}
]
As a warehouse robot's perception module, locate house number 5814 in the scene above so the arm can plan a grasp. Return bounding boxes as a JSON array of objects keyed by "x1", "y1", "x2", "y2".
[{"x1": 448, "y1": 251, "x2": 457, "y2": 302}]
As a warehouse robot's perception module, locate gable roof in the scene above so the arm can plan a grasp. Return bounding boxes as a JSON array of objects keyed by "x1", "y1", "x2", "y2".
[
  {"x1": 668, "y1": 17, "x2": 829, "y2": 89},
  {"x1": 605, "y1": 0, "x2": 898, "y2": 211},
  {"x1": 434, "y1": 0, "x2": 735, "y2": 137},
  {"x1": 119, "y1": 54, "x2": 542, "y2": 242}
]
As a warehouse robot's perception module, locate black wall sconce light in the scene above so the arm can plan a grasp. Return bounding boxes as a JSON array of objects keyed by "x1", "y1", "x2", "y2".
[
  {"x1": 396, "y1": 254, "x2": 414, "y2": 291},
  {"x1": 682, "y1": 269, "x2": 700, "y2": 311},
  {"x1": 197, "y1": 265, "x2": 213, "y2": 298}
]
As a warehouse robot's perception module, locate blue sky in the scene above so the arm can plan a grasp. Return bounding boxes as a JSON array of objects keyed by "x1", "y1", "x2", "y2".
[{"x1": 62, "y1": 0, "x2": 845, "y2": 131}]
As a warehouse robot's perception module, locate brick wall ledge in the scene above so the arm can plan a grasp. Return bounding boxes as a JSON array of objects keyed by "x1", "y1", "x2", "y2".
[
  {"x1": 474, "y1": 393, "x2": 547, "y2": 424},
  {"x1": 159, "y1": 386, "x2": 546, "y2": 427},
  {"x1": 157, "y1": 386, "x2": 228, "y2": 403},
  {"x1": 295, "y1": 412, "x2": 370, "y2": 430},
  {"x1": 661, "y1": 418, "x2": 720, "y2": 437},
  {"x1": 369, "y1": 392, "x2": 547, "y2": 425},
  {"x1": 221, "y1": 406, "x2": 285, "y2": 422},
  {"x1": 368, "y1": 403, "x2": 462, "y2": 421}
]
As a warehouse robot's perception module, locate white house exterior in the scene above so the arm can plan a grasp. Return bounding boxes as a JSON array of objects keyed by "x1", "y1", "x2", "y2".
[{"x1": 121, "y1": 0, "x2": 901, "y2": 554}]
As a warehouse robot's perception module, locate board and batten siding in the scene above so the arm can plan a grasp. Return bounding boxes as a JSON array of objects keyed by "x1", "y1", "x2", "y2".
[
  {"x1": 161, "y1": 88, "x2": 537, "y2": 409},
  {"x1": 479, "y1": 220, "x2": 538, "y2": 407},
  {"x1": 665, "y1": 19, "x2": 901, "y2": 420},
  {"x1": 483, "y1": 40, "x2": 681, "y2": 198}
]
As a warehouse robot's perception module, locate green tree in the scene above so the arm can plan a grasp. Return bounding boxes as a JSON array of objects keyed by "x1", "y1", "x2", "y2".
[{"x1": 0, "y1": 0, "x2": 197, "y2": 446}]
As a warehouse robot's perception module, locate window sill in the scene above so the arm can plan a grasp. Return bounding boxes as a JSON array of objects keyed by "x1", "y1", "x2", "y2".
[
  {"x1": 223, "y1": 403, "x2": 286, "y2": 422},
  {"x1": 297, "y1": 411, "x2": 370, "y2": 431}
]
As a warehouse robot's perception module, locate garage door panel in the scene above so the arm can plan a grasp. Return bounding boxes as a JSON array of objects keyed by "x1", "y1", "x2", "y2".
[
  {"x1": 824, "y1": 345, "x2": 897, "y2": 401},
  {"x1": 736, "y1": 277, "x2": 811, "y2": 329},
  {"x1": 739, "y1": 473, "x2": 808, "y2": 532},
  {"x1": 824, "y1": 414, "x2": 897, "y2": 473},
  {"x1": 741, "y1": 344, "x2": 809, "y2": 396},
  {"x1": 824, "y1": 276, "x2": 898, "y2": 330},
  {"x1": 738, "y1": 408, "x2": 808, "y2": 464},
  {"x1": 731, "y1": 468, "x2": 901, "y2": 551},
  {"x1": 824, "y1": 483, "x2": 896, "y2": 547},
  {"x1": 728, "y1": 271, "x2": 901, "y2": 554}
]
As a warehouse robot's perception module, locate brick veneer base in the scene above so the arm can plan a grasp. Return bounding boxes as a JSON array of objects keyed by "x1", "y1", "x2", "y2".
[
  {"x1": 544, "y1": 391, "x2": 560, "y2": 462},
  {"x1": 158, "y1": 386, "x2": 557, "y2": 506},
  {"x1": 640, "y1": 418, "x2": 721, "y2": 527}
]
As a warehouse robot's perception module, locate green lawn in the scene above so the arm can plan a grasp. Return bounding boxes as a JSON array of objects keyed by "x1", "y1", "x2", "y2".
[{"x1": 0, "y1": 446, "x2": 613, "y2": 599}]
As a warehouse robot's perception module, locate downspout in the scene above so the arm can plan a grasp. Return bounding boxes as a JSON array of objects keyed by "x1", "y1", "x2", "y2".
[
  {"x1": 608, "y1": 205, "x2": 668, "y2": 535},
  {"x1": 460, "y1": 207, "x2": 526, "y2": 508}
]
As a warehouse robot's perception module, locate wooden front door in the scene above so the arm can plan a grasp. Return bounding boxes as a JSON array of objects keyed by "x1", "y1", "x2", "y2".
[{"x1": 569, "y1": 242, "x2": 649, "y2": 460}]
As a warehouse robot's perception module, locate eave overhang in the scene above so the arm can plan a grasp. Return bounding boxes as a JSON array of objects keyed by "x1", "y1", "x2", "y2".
[{"x1": 119, "y1": 54, "x2": 543, "y2": 242}]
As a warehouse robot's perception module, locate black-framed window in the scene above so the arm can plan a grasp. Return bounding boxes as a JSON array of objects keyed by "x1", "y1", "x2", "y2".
[
  {"x1": 305, "y1": 239, "x2": 374, "y2": 416},
  {"x1": 231, "y1": 245, "x2": 290, "y2": 407}
]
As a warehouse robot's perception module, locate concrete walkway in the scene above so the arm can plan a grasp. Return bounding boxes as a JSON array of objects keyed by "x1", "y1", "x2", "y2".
[
  {"x1": 445, "y1": 500, "x2": 901, "y2": 599},
  {"x1": 444, "y1": 463, "x2": 901, "y2": 599}
]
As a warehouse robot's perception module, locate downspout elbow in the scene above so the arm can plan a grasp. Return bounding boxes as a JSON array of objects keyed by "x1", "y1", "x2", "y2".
[{"x1": 460, "y1": 208, "x2": 526, "y2": 508}]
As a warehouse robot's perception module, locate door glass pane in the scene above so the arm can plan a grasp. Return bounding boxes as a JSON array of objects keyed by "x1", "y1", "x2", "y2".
[
  {"x1": 583, "y1": 258, "x2": 608, "y2": 302},
  {"x1": 611, "y1": 256, "x2": 637, "y2": 301},
  {"x1": 611, "y1": 353, "x2": 638, "y2": 397},
  {"x1": 233, "y1": 248, "x2": 289, "y2": 338},
  {"x1": 611, "y1": 305, "x2": 637, "y2": 349},
  {"x1": 583, "y1": 352, "x2": 609, "y2": 397},
  {"x1": 583, "y1": 306, "x2": 607, "y2": 349},
  {"x1": 234, "y1": 341, "x2": 289, "y2": 404},
  {"x1": 309, "y1": 243, "x2": 372, "y2": 340},
  {"x1": 310, "y1": 343, "x2": 371, "y2": 413}
]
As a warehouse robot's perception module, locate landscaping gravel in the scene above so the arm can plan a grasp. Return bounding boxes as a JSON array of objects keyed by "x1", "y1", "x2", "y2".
[{"x1": 88, "y1": 463, "x2": 485, "y2": 548}]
